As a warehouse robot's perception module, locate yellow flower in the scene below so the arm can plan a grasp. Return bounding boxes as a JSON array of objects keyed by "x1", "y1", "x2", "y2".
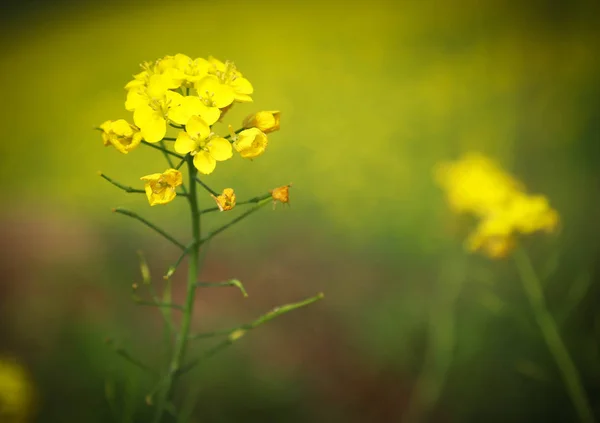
[
  {"x1": 99, "y1": 119, "x2": 143, "y2": 154},
  {"x1": 132, "y1": 88, "x2": 219, "y2": 143},
  {"x1": 466, "y1": 214, "x2": 516, "y2": 259},
  {"x1": 270, "y1": 184, "x2": 292, "y2": 208},
  {"x1": 174, "y1": 116, "x2": 232, "y2": 174},
  {"x1": 505, "y1": 194, "x2": 560, "y2": 234},
  {"x1": 195, "y1": 75, "x2": 235, "y2": 108},
  {"x1": 233, "y1": 128, "x2": 268, "y2": 159},
  {"x1": 211, "y1": 188, "x2": 236, "y2": 211},
  {"x1": 435, "y1": 152, "x2": 560, "y2": 259},
  {"x1": 434, "y1": 153, "x2": 522, "y2": 217},
  {"x1": 206, "y1": 56, "x2": 253, "y2": 103},
  {"x1": 243, "y1": 111, "x2": 281, "y2": 133},
  {"x1": 0, "y1": 356, "x2": 36, "y2": 423},
  {"x1": 140, "y1": 169, "x2": 183, "y2": 206}
]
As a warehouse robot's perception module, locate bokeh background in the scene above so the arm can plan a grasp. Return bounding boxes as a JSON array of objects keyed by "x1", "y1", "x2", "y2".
[{"x1": 1, "y1": 0, "x2": 599, "y2": 422}]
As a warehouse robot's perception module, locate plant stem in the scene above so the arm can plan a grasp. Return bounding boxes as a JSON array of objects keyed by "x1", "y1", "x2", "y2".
[
  {"x1": 113, "y1": 208, "x2": 186, "y2": 250},
  {"x1": 178, "y1": 292, "x2": 324, "y2": 375},
  {"x1": 153, "y1": 155, "x2": 201, "y2": 423},
  {"x1": 514, "y1": 248, "x2": 595, "y2": 423}
]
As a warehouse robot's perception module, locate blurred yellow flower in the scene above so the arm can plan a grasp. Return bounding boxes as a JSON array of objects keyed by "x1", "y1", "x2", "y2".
[
  {"x1": 435, "y1": 153, "x2": 559, "y2": 259},
  {"x1": 99, "y1": 119, "x2": 143, "y2": 154},
  {"x1": 243, "y1": 111, "x2": 281, "y2": 134},
  {"x1": 140, "y1": 169, "x2": 182, "y2": 206},
  {"x1": 270, "y1": 184, "x2": 291, "y2": 208},
  {"x1": 434, "y1": 152, "x2": 522, "y2": 217},
  {"x1": 0, "y1": 356, "x2": 35, "y2": 423},
  {"x1": 233, "y1": 128, "x2": 268, "y2": 159},
  {"x1": 174, "y1": 116, "x2": 232, "y2": 174},
  {"x1": 211, "y1": 188, "x2": 236, "y2": 211}
]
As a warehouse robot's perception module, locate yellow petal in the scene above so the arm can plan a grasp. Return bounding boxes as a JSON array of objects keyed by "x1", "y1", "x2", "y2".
[
  {"x1": 208, "y1": 137, "x2": 233, "y2": 161},
  {"x1": 134, "y1": 105, "x2": 166, "y2": 143},
  {"x1": 232, "y1": 77, "x2": 253, "y2": 95},
  {"x1": 193, "y1": 151, "x2": 216, "y2": 174},
  {"x1": 169, "y1": 96, "x2": 203, "y2": 126},
  {"x1": 186, "y1": 115, "x2": 211, "y2": 140},
  {"x1": 174, "y1": 132, "x2": 197, "y2": 154}
]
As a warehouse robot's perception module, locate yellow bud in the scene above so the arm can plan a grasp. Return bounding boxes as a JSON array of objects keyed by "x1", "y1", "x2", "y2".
[{"x1": 243, "y1": 111, "x2": 280, "y2": 134}]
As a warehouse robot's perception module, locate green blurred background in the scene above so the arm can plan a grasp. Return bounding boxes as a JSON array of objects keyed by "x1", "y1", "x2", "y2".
[{"x1": 1, "y1": 0, "x2": 599, "y2": 421}]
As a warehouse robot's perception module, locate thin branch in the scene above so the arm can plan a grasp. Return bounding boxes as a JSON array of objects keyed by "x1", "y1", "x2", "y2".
[
  {"x1": 196, "y1": 279, "x2": 248, "y2": 297},
  {"x1": 142, "y1": 140, "x2": 184, "y2": 159},
  {"x1": 199, "y1": 192, "x2": 272, "y2": 214},
  {"x1": 99, "y1": 172, "x2": 146, "y2": 194},
  {"x1": 198, "y1": 198, "x2": 272, "y2": 247},
  {"x1": 106, "y1": 339, "x2": 157, "y2": 375},
  {"x1": 164, "y1": 241, "x2": 197, "y2": 279},
  {"x1": 178, "y1": 292, "x2": 325, "y2": 375},
  {"x1": 195, "y1": 176, "x2": 219, "y2": 197},
  {"x1": 113, "y1": 208, "x2": 186, "y2": 250}
]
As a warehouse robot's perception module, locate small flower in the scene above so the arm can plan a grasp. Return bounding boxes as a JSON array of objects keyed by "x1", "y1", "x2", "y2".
[
  {"x1": 243, "y1": 111, "x2": 281, "y2": 133},
  {"x1": 99, "y1": 119, "x2": 143, "y2": 154},
  {"x1": 435, "y1": 152, "x2": 560, "y2": 260},
  {"x1": 174, "y1": 116, "x2": 232, "y2": 174},
  {"x1": 207, "y1": 56, "x2": 253, "y2": 103},
  {"x1": 140, "y1": 169, "x2": 183, "y2": 206},
  {"x1": 211, "y1": 188, "x2": 236, "y2": 211},
  {"x1": 232, "y1": 128, "x2": 268, "y2": 159},
  {"x1": 270, "y1": 184, "x2": 292, "y2": 208}
]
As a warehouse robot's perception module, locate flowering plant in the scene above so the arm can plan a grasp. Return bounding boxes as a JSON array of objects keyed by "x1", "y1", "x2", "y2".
[
  {"x1": 97, "y1": 54, "x2": 323, "y2": 422},
  {"x1": 434, "y1": 153, "x2": 594, "y2": 423}
]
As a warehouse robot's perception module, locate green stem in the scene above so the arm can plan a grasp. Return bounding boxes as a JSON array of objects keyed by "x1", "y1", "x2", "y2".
[
  {"x1": 178, "y1": 293, "x2": 324, "y2": 376},
  {"x1": 196, "y1": 279, "x2": 248, "y2": 297},
  {"x1": 159, "y1": 140, "x2": 188, "y2": 197},
  {"x1": 199, "y1": 193, "x2": 272, "y2": 214},
  {"x1": 514, "y1": 248, "x2": 595, "y2": 423},
  {"x1": 197, "y1": 198, "x2": 272, "y2": 247},
  {"x1": 195, "y1": 176, "x2": 219, "y2": 197},
  {"x1": 164, "y1": 241, "x2": 197, "y2": 279},
  {"x1": 142, "y1": 141, "x2": 184, "y2": 159},
  {"x1": 113, "y1": 208, "x2": 186, "y2": 250},
  {"x1": 153, "y1": 155, "x2": 201, "y2": 423},
  {"x1": 99, "y1": 172, "x2": 146, "y2": 194}
]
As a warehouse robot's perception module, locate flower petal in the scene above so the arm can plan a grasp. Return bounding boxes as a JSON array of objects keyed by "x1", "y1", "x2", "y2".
[
  {"x1": 134, "y1": 105, "x2": 166, "y2": 143},
  {"x1": 193, "y1": 151, "x2": 216, "y2": 175},
  {"x1": 208, "y1": 137, "x2": 233, "y2": 161},
  {"x1": 169, "y1": 96, "x2": 202, "y2": 126},
  {"x1": 186, "y1": 115, "x2": 211, "y2": 140},
  {"x1": 174, "y1": 132, "x2": 197, "y2": 155}
]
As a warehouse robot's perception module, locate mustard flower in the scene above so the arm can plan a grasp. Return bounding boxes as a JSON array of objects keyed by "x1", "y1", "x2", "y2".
[
  {"x1": 132, "y1": 88, "x2": 220, "y2": 143},
  {"x1": 434, "y1": 153, "x2": 523, "y2": 217},
  {"x1": 436, "y1": 152, "x2": 560, "y2": 259},
  {"x1": 140, "y1": 169, "x2": 183, "y2": 206},
  {"x1": 99, "y1": 119, "x2": 143, "y2": 154},
  {"x1": 203, "y1": 56, "x2": 253, "y2": 103},
  {"x1": 156, "y1": 54, "x2": 211, "y2": 88},
  {"x1": 195, "y1": 75, "x2": 235, "y2": 109},
  {"x1": 174, "y1": 116, "x2": 232, "y2": 175},
  {"x1": 233, "y1": 128, "x2": 268, "y2": 159},
  {"x1": 243, "y1": 111, "x2": 281, "y2": 133},
  {"x1": 211, "y1": 188, "x2": 236, "y2": 211}
]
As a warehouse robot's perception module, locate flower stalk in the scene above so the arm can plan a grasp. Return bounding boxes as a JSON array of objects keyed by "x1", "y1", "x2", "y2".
[{"x1": 514, "y1": 248, "x2": 595, "y2": 423}]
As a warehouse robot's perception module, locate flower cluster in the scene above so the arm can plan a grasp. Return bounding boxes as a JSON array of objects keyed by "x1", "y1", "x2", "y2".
[
  {"x1": 99, "y1": 54, "x2": 281, "y2": 206},
  {"x1": 435, "y1": 153, "x2": 559, "y2": 259}
]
